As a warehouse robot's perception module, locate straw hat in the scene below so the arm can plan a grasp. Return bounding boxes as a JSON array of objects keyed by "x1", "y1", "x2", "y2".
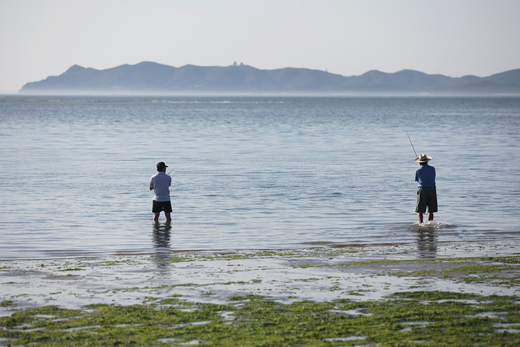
[{"x1": 415, "y1": 154, "x2": 432, "y2": 163}]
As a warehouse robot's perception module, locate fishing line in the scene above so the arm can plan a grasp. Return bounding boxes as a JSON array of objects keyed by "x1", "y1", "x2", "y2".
[
  {"x1": 368, "y1": 70, "x2": 419, "y2": 160},
  {"x1": 167, "y1": 168, "x2": 180, "y2": 184}
]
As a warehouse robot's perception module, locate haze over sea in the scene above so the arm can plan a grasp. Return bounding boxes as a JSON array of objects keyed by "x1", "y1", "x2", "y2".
[{"x1": 1, "y1": 95, "x2": 519, "y2": 260}]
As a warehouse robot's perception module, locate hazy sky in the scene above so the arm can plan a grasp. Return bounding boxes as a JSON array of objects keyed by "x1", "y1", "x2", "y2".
[{"x1": 1, "y1": 0, "x2": 519, "y2": 93}]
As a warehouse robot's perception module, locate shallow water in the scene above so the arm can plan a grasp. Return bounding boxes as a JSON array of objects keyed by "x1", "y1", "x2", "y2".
[{"x1": 0, "y1": 95, "x2": 519, "y2": 259}]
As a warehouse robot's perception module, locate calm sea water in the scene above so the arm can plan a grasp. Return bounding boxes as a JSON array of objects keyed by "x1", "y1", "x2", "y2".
[{"x1": 1, "y1": 95, "x2": 519, "y2": 259}]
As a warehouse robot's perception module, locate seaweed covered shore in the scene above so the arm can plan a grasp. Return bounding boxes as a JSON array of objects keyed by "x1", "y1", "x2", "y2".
[{"x1": 1, "y1": 240, "x2": 520, "y2": 346}]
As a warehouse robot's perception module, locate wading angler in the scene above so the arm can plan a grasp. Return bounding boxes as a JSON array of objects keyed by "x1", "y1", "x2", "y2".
[
  {"x1": 150, "y1": 161, "x2": 172, "y2": 223},
  {"x1": 414, "y1": 154, "x2": 438, "y2": 224}
]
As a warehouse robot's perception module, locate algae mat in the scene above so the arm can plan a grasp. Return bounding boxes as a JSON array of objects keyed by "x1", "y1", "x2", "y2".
[{"x1": 1, "y1": 240, "x2": 520, "y2": 346}]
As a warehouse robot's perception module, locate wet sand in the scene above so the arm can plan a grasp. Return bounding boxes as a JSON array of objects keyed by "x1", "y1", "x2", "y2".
[{"x1": 2, "y1": 239, "x2": 519, "y2": 315}]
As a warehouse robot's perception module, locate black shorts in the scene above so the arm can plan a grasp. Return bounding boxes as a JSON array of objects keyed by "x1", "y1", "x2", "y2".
[
  {"x1": 152, "y1": 200, "x2": 172, "y2": 213},
  {"x1": 415, "y1": 187, "x2": 438, "y2": 213}
]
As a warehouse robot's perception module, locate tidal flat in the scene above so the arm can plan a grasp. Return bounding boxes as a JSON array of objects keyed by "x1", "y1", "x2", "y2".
[{"x1": 1, "y1": 240, "x2": 520, "y2": 346}]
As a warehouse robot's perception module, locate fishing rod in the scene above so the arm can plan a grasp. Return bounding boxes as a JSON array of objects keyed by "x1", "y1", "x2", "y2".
[
  {"x1": 369, "y1": 70, "x2": 419, "y2": 160},
  {"x1": 404, "y1": 125, "x2": 418, "y2": 159}
]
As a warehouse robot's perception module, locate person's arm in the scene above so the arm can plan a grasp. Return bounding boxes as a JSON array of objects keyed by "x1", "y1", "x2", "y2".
[{"x1": 150, "y1": 178, "x2": 154, "y2": 190}]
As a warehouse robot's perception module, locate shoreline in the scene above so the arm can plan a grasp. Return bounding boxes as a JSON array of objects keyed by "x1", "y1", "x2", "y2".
[
  {"x1": 2, "y1": 240, "x2": 519, "y2": 310},
  {"x1": 2, "y1": 240, "x2": 520, "y2": 345},
  {"x1": 2, "y1": 230, "x2": 518, "y2": 262}
]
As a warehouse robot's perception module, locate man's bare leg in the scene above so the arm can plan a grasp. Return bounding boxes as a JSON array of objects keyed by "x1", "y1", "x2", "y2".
[
  {"x1": 165, "y1": 212, "x2": 171, "y2": 223},
  {"x1": 153, "y1": 213, "x2": 160, "y2": 223},
  {"x1": 428, "y1": 213, "x2": 434, "y2": 221},
  {"x1": 417, "y1": 213, "x2": 424, "y2": 224}
]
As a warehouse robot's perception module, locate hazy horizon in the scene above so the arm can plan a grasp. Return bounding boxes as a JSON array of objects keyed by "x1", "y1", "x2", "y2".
[
  {"x1": 1, "y1": 0, "x2": 520, "y2": 93},
  {"x1": 14, "y1": 61, "x2": 520, "y2": 96}
]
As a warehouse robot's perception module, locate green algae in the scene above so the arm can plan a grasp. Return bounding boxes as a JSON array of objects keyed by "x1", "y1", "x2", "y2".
[
  {"x1": 388, "y1": 291, "x2": 482, "y2": 301},
  {"x1": 386, "y1": 257, "x2": 520, "y2": 288},
  {"x1": 48, "y1": 274, "x2": 77, "y2": 278},
  {"x1": 164, "y1": 248, "x2": 355, "y2": 264},
  {"x1": 1, "y1": 292, "x2": 519, "y2": 346},
  {"x1": 1, "y1": 300, "x2": 14, "y2": 307},
  {"x1": 300, "y1": 255, "x2": 520, "y2": 269},
  {"x1": 229, "y1": 294, "x2": 265, "y2": 301},
  {"x1": 2, "y1": 247, "x2": 520, "y2": 345},
  {"x1": 298, "y1": 255, "x2": 520, "y2": 289}
]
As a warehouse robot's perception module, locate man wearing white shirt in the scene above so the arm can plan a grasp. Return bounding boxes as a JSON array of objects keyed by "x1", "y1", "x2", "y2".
[{"x1": 149, "y1": 162, "x2": 172, "y2": 223}]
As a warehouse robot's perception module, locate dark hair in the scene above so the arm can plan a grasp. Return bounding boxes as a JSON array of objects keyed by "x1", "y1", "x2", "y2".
[{"x1": 420, "y1": 162, "x2": 429, "y2": 166}]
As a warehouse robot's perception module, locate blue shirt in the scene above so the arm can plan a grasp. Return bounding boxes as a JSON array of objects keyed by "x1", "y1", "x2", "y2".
[
  {"x1": 415, "y1": 164, "x2": 436, "y2": 188},
  {"x1": 150, "y1": 172, "x2": 171, "y2": 202}
]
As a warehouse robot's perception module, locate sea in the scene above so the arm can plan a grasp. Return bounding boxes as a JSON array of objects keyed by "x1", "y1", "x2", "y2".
[{"x1": 1, "y1": 95, "x2": 519, "y2": 260}]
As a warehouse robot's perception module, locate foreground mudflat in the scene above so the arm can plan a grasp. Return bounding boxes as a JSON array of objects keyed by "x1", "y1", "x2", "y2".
[{"x1": 1, "y1": 240, "x2": 520, "y2": 346}]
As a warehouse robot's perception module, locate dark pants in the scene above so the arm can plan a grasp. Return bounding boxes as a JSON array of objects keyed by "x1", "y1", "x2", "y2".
[
  {"x1": 415, "y1": 187, "x2": 438, "y2": 213},
  {"x1": 152, "y1": 200, "x2": 172, "y2": 213}
]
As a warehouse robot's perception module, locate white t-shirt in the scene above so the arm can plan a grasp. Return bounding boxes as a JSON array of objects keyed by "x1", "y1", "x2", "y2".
[{"x1": 150, "y1": 172, "x2": 171, "y2": 202}]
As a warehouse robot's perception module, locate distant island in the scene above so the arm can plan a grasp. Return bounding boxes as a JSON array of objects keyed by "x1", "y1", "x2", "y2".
[{"x1": 19, "y1": 62, "x2": 520, "y2": 95}]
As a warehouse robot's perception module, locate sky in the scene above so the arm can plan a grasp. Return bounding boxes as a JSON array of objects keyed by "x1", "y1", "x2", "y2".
[{"x1": 1, "y1": 0, "x2": 519, "y2": 93}]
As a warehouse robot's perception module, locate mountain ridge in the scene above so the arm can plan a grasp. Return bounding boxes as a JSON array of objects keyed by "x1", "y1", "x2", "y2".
[{"x1": 19, "y1": 62, "x2": 520, "y2": 95}]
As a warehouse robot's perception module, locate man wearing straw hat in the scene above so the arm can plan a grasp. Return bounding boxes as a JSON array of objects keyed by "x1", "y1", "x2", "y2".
[{"x1": 415, "y1": 154, "x2": 437, "y2": 224}]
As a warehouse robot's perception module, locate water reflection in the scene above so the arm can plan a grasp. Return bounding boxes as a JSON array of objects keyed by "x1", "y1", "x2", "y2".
[
  {"x1": 415, "y1": 225, "x2": 438, "y2": 259},
  {"x1": 152, "y1": 223, "x2": 172, "y2": 271}
]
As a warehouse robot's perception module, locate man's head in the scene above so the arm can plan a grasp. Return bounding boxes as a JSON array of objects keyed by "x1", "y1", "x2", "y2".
[
  {"x1": 156, "y1": 162, "x2": 168, "y2": 172},
  {"x1": 415, "y1": 154, "x2": 432, "y2": 165}
]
